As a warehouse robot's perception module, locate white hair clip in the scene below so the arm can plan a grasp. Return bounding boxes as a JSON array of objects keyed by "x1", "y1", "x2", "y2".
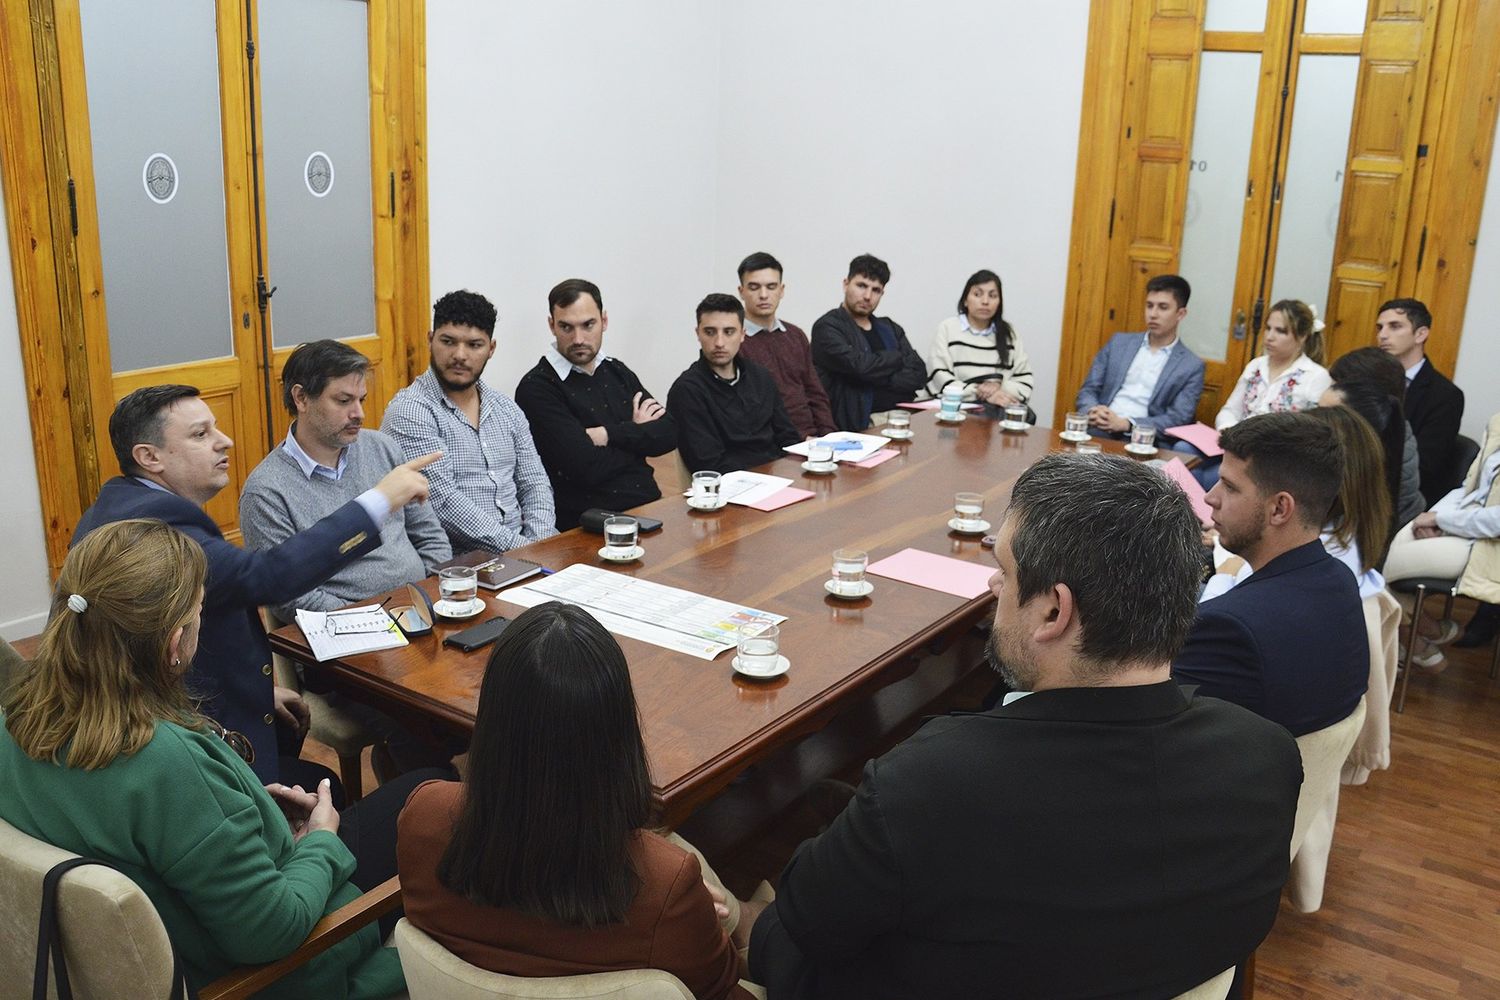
[{"x1": 67, "y1": 593, "x2": 88, "y2": 614}]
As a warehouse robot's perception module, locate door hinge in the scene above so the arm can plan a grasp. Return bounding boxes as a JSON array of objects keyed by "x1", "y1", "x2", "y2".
[
  {"x1": 1107, "y1": 198, "x2": 1116, "y2": 239},
  {"x1": 66, "y1": 178, "x2": 77, "y2": 236},
  {"x1": 1415, "y1": 225, "x2": 1428, "y2": 272}
]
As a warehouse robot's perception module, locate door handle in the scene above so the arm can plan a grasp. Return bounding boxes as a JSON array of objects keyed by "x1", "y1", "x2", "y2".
[{"x1": 1232, "y1": 309, "x2": 1247, "y2": 341}]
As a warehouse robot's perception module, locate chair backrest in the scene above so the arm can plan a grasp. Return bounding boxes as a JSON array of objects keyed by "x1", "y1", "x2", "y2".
[
  {"x1": 0, "y1": 816, "x2": 177, "y2": 999},
  {"x1": 1450, "y1": 434, "x2": 1481, "y2": 494},
  {"x1": 393, "y1": 918, "x2": 695, "y2": 1000},
  {"x1": 1170, "y1": 966, "x2": 1235, "y2": 1000},
  {"x1": 1289, "y1": 700, "x2": 1368, "y2": 858}
]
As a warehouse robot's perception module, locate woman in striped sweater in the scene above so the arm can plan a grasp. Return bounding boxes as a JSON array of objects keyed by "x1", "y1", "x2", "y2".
[{"x1": 925, "y1": 269, "x2": 1034, "y2": 410}]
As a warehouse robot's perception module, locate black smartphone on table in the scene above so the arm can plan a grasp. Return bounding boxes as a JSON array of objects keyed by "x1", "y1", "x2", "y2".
[{"x1": 442, "y1": 615, "x2": 511, "y2": 652}]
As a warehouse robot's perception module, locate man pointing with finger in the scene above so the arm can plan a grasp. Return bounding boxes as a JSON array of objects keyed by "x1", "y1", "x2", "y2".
[
  {"x1": 515, "y1": 279, "x2": 678, "y2": 531},
  {"x1": 72, "y1": 384, "x2": 441, "y2": 787}
]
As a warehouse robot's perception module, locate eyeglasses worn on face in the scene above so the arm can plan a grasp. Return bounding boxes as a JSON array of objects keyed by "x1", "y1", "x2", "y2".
[{"x1": 205, "y1": 718, "x2": 255, "y2": 765}]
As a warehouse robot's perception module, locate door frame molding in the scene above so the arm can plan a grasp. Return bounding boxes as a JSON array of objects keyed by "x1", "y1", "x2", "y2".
[
  {"x1": 1054, "y1": 0, "x2": 1500, "y2": 426},
  {"x1": 0, "y1": 0, "x2": 429, "y2": 576}
]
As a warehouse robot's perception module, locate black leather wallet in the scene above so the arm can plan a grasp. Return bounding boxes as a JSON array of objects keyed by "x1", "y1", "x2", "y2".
[{"x1": 579, "y1": 508, "x2": 663, "y2": 534}]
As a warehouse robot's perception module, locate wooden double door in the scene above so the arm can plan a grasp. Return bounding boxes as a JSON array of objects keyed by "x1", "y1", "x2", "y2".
[{"x1": 1058, "y1": 0, "x2": 1500, "y2": 423}]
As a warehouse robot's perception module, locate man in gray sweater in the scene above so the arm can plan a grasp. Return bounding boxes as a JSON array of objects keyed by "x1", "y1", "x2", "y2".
[
  {"x1": 241, "y1": 340, "x2": 456, "y2": 777},
  {"x1": 241, "y1": 340, "x2": 452, "y2": 623}
]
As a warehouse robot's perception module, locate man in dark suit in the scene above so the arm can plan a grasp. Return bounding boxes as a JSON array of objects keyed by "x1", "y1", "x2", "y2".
[
  {"x1": 72, "y1": 384, "x2": 438, "y2": 784},
  {"x1": 810, "y1": 254, "x2": 927, "y2": 431},
  {"x1": 747, "y1": 454, "x2": 1303, "y2": 1000},
  {"x1": 1175, "y1": 412, "x2": 1368, "y2": 736},
  {"x1": 1377, "y1": 297, "x2": 1464, "y2": 506},
  {"x1": 1076, "y1": 273, "x2": 1206, "y2": 438}
]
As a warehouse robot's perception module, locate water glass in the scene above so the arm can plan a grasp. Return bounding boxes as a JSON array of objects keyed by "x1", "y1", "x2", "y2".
[
  {"x1": 604, "y1": 515, "x2": 639, "y2": 554},
  {"x1": 939, "y1": 383, "x2": 964, "y2": 419},
  {"x1": 737, "y1": 622, "x2": 781, "y2": 675},
  {"x1": 806, "y1": 438, "x2": 835, "y2": 466},
  {"x1": 886, "y1": 410, "x2": 911, "y2": 434},
  {"x1": 1131, "y1": 424, "x2": 1157, "y2": 450},
  {"x1": 832, "y1": 548, "x2": 869, "y2": 596},
  {"x1": 1004, "y1": 404, "x2": 1028, "y2": 426},
  {"x1": 691, "y1": 470, "x2": 722, "y2": 500},
  {"x1": 438, "y1": 566, "x2": 478, "y2": 604},
  {"x1": 1065, "y1": 411, "x2": 1088, "y2": 437},
  {"x1": 954, "y1": 492, "x2": 985, "y2": 530},
  {"x1": 1076, "y1": 441, "x2": 1102, "y2": 454}
]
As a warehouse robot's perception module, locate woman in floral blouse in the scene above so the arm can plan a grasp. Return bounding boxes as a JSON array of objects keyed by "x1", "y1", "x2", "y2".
[{"x1": 1215, "y1": 299, "x2": 1332, "y2": 430}]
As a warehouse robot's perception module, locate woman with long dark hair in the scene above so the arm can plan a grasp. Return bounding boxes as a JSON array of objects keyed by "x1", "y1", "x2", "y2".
[
  {"x1": 397, "y1": 602, "x2": 758, "y2": 998},
  {"x1": 925, "y1": 269, "x2": 1034, "y2": 409},
  {"x1": 1327, "y1": 347, "x2": 1425, "y2": 529}
]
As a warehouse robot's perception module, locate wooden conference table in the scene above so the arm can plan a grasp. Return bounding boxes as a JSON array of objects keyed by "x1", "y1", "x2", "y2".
[{"x1": 269, "y1": 414, "x2": 1140, "y2": 826}]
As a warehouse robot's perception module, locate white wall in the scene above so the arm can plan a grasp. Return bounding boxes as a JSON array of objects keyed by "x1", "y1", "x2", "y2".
[
  {"x1": 1455, "y1": 153, "x2": 1500, "y2": 443},
  {"x1": 0, "y1": 182, "x2": 55, "y2": 640},
  {"x1": 426, "y1": 0, "x2": 1089, "y2": 409}
]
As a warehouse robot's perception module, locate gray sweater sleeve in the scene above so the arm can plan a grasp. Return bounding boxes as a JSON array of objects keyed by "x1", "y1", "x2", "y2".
[
  {"x1": 238, "y1": 469, "x2": 348, "y2": 619},
  {"x1": 1399, "y1": 423, "x2": 1425, "y2": 525},
  {"x1": 376, "y1": 433, "x2": 452, "y2": 569}
]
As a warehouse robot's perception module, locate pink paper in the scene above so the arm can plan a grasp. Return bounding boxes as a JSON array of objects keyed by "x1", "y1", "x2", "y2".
[
  {"x1": 852, "y1": 449, "x2": 898, "y2": 469},
  {"x1": 897, "y1": 400, "x2": 983, "y2": 411},
  {"x1": 866, "y1": 548, "x2": 995, "y2": 599},
  {"x1": 1162, "y1": 458, "x2": 1213, "y2": 526},
  {"x1": 1164, "y1": 421, "x2": 1223, "y2": 457},
  {"x1": 748, "y1": 487, "x2": 815, "y2": 512}
]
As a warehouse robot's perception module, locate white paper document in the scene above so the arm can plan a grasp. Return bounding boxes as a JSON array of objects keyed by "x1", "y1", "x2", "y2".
[
  {"x1": 782, "y1": 431, "x2": 890, "y2": 464},
  {"x1": 683, "y1": 471, "x2": 794, "y2": 506},
  {"x1": 294, "y1": 605, "x2": 408, "y2": 661},
  {"x1": 499, "y1": 564, "x2": 785, "y2": 660}
]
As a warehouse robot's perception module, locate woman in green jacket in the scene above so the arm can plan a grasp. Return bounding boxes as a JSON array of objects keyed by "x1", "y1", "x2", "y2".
[{"x1": 0, "y1": 518, "x2": 406, "y2": 999}]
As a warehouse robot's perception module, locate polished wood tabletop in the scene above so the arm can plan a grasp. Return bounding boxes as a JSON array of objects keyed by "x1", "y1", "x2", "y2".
[{"x1": 269, "y1": 415, "x2": 1141, "y2": 824}]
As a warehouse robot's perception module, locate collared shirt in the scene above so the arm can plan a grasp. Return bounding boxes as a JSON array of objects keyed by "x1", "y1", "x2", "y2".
[
  {"x1": 959, "y1": 316, "x2": 996, "y2": 338},
  {"x1": 1405, "y1": 357, "x2": 1427, "y2": 383},
  {"x1": 380, "y1": 370, "x2": 556, "y2": 553},
  {"x1": 1110, "y1": 338, "x2": 1178, "y2": 422},
  {"x1": 744, "y1": 318, "x2": 785, "y2": 337},
  {"x1": 133, "y1": 476, "x2": 172, "y2": 494},
  {"x1": 543, "y1": 343, "x2": 612, "y2": 381},
  {"x1": 1002, "y1": 690, "x2": 1033, "y2": 706},
  {"x1": 280, "y1": 426, "x2": 390, "y2": 524}
]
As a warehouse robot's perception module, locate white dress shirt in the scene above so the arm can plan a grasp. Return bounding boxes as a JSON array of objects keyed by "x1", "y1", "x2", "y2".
[{"x1": 1109, "y1": 338, "x2": 1177, "y2": 422}]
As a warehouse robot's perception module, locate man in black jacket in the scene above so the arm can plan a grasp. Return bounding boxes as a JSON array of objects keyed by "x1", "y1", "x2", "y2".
[
  {"x1": 514, "y1": 279, "x2": 677, "y2": 531},
  {"x1": 810, "y1": 254, "x2": 926, "y2": 430},
  {"x1": 1377, "y1": 297, "x2": 1465, "y2": 506},
  {"x1": 747, "y1": 454, "x2": 1303, "y2": 1000}
]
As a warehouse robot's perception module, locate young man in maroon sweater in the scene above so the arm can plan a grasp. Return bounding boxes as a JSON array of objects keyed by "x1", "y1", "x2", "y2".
[{"x1": 735, "y1": 252, "x2": 836, "y2": 439}]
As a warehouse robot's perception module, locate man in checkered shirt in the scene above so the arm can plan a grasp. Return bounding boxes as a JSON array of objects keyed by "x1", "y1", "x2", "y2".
[{"x1": 382, "y1": 290, "x2": 557, "y2": 554}]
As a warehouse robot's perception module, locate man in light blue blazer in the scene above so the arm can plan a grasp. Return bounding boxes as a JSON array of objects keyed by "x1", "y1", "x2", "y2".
[{"x1": 1075, "y1": 274, "x2": 1205, "y2": 437}]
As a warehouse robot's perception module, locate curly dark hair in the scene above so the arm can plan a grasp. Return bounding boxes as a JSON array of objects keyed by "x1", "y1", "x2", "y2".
[{"x1": 433, "y1": 290, "x2": 497, "y2": 337}]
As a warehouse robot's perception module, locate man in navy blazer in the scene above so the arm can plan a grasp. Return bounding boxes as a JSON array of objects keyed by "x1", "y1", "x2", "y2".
[
  {"x1": 1174, "y1": 412, "x2": 1368, "y2": 736},
  {"x1": 1376, "y1": 297, "x2": 1465, "y2": 506},
  {"x1": 72, "y1": 385, "x2": 439, "y2": 784},
  {"x1": 1076, "y1": 273, "x2": 1206, "y2": 436}
]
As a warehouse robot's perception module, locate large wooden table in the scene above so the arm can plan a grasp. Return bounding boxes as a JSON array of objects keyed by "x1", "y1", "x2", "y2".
[{"x1": 270, "y1": 415, "x2": 1139, "y2": 825}]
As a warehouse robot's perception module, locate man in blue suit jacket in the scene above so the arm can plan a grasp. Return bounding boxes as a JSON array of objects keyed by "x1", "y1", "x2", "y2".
[
  {"x1": 1174, "y1": 412, "x2": 1368, "y2": 736},
  {"x1": 1076, "y1": 274, "x2": 1205, "y2": 436},
  {"x1": 72, "y1": 385, "x2": 439, "y2": 784}
]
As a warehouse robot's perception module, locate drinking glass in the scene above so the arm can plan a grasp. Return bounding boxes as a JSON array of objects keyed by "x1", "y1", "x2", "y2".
[
  {"x1": 604, "y1": 515, "x2": 639, "y2": 555},
  {"x1": 1076, "y1": 441, "x2": 1102, "y2": 454},
  {"x1": 954, "y1": 492, "x2": 985, "y2": 530},
  {"x1": 939, "y1": 383, "x2": 964, "y2": 419},
  {"x1": 1004, "y1": 404, "x2": 1028, "y2": 426},
  {"x1": 832, "y1": 548, "x2": 869, "y2": 596},
  {"x1": 806, "y1": 438, "x2": 835, "y2": 467},
  {"x1": 737, "y1": 622, "x2": 781, "y2": 675},
  {"x1": 438, "y1": 566, "x2": 478, "y2": 604},
  {"x1": 886, "y1": 410, "x2": 911, "y2": 434},
  {"x1": 1065, "y1": 411, "x2": 1088, "y2": 437},
  {"x1": 1131, "y1": 425, "x2": 1157, "y2": 450},
  {"x1": 691, "y1": 470, "x2": 722, "y2": 502}
]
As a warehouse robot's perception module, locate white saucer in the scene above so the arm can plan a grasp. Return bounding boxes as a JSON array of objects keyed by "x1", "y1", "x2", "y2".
[
  {"x1": 433, "y1": 597, "x2": 485, "y2": 619},
  {"x1": 598, "y1": 545, "x2": 644, "y2": 563},
  {"x1": 949, "y1": 517, "x2": 992, "y2": 535},
  {"x1": 999, "y1": 420, "x2": 1030, "y2": 432},
  {"x1": 732, "y1": 654, "x2": 790, "y2": 679},
  {"x1": 687, "y1": 495, "x2": 727, "y2": 511},
  {"x1": 825, "y1": 579, "x2": 874, "y2": 599},
  {"x1": 802, "y1": 460, "x2": 839, "y2": 474},
  {"x1": 935, "y1": 412, "x2": 967, "y2": 423},
  {"x1": 1125, "y1": 443, "x2": 1159, "y2": 456},
  {"x1": 881, "y1": 427, "x2": 914, "y2": 439},
  {"x1": 1059, "y1": 430, "x2": 1091, "y2": 443}
]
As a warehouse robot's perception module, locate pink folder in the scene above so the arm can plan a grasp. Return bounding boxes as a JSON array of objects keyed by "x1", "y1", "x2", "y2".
[
  {"x1": 748, "y1": 487, "x2": 815, "y2": 512},
  {"x1": 853, "y1": 449, "x2": 898, "y2": 469},
  {"x1": 866, "y1": 548, "x2": 994, "y2": 599},
  {"x1": 1162, "y1": 458, "x2": 1213, "y2": 526},
  {"x1": 1164, "y1": 421, "x2": 1223, "y2": 457}
]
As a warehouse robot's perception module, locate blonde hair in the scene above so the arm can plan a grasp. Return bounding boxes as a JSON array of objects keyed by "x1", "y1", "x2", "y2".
[
  {"x1": 1270, "y1": 299, "x2": 1324, "y2": 365},
  {"x1": 1308, "y1": 406, "x2": 1391, "y2": 572},
  {"x1": 4, "y1": 519, "x2": 206, "y2": 769}
]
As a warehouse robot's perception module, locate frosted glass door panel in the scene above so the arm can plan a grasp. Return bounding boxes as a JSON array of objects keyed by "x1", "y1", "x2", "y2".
[
  {"x1": 1268, "y1": 55, "x2": 1359, "y2": 324},
  {"x1": 1204, "y1": 0, "x2": 1268, "y2": 32},
  {"x1": 1177, "y1": 52, "x2": 1262, "y2": 363},
  {"x1": 79, "y1": 0, "x2": 234, "y2": 371},
  {"x1": 258, "y1": 0, "x2": 376, "y2": 348},
  {"x1": 1303, "y1": 0, "x2": 1368, "y2": 35}
]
